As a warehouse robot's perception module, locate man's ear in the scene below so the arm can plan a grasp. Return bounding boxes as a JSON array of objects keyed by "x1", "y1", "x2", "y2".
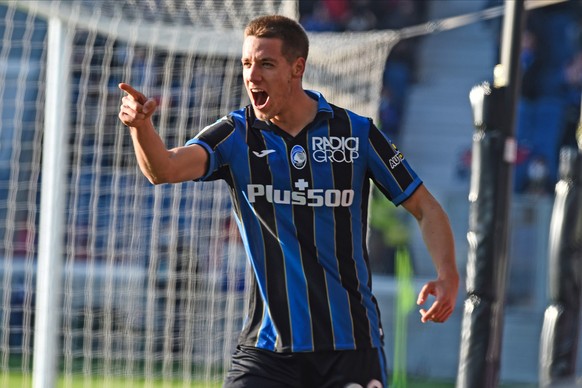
[{"x1": 293, "y1": 57, "x2": 306, "y2": 78}]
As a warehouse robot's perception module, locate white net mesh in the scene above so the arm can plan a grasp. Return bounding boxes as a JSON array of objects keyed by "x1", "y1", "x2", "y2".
[{"x1": 0, "y1": 0, "x2": 398, "y2": 385}]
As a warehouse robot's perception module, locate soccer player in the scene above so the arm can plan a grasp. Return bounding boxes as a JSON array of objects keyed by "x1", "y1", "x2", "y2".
[{"x1": 118, "y1": 14, "x2": 459, "y2": 388}]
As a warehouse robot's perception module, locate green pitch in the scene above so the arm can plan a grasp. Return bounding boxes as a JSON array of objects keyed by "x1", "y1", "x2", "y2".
[
  {"x1": 3, "y1": 373, "x2": 222, "y2": 388},
  {"x1": 4, "y1": 373, "x2": 538, "y2": 387}
]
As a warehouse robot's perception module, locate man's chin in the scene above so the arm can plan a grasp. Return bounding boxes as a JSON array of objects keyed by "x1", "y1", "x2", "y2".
[{"x1": 253, "y1": 107, "x2": 271, "y2": 122}]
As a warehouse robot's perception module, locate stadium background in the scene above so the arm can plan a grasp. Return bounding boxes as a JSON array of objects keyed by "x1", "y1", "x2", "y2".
[{"x1": 1, "y1": 0, "x2": 581, "y2": 386}]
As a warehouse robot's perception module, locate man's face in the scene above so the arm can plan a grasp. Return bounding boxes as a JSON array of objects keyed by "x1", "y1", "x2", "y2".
[{"x1": 241, "y1": 36, "x2": 299, "y2": 122}]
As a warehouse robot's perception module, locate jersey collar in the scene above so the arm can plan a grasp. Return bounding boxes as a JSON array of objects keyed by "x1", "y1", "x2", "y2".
[{"x1": 250, "y1": 90, "x2": 334, "y2": 131}]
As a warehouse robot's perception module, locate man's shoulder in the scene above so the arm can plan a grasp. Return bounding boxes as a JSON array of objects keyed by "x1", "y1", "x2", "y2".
[
  {"x1": 229, "y1": 106, "x2": 248, "y2": 121},
  {"x1": 306, "y1": 90, "x2": 371, "y2": 124},
  {"x1": 201, "y1": 107, "x2": 247, "y2": 133},
  {"x1": 326, "y1": 103, "x2": 372, "y2": 129},
  {"x1": 189, "y1": 108, "x2": 249, "y2": 149}
]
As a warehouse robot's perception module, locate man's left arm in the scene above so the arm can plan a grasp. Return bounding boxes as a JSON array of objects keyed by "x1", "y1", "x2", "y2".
[{"x1": 401, "y1": 184, "x2": 460, "y2": 323}]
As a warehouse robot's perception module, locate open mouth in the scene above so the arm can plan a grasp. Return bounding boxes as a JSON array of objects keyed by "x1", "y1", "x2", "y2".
[{"x1": 251, "y1": 89, "x2": 269, "y2": 109}]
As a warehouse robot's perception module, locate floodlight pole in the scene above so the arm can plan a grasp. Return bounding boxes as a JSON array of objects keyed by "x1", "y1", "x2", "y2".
[{"x1": 457, "y1": 0, "x2": 525, "y2": 387}]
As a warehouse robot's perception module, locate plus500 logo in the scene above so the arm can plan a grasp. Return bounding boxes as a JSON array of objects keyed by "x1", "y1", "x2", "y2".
[
  {"x1": 312, "y1": 136, "x2": 359, "y2": 163},
  {"x1": 247, "y1": 184, "x2": 354, "y2": 207}
]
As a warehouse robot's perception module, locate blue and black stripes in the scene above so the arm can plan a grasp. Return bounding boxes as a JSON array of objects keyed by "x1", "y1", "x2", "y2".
[{"x1": 186, "y1": 91, "x2": 421, "y2": 353}]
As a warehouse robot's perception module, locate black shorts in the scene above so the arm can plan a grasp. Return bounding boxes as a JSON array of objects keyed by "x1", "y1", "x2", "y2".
[{"x1": 223, "y1": 345, "x2": 387, "y2": 388}]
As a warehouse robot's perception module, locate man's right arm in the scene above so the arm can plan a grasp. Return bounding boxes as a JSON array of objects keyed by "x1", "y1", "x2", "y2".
[{"x1": 118, "y1": 83, "x2": 208, "y2": 184}]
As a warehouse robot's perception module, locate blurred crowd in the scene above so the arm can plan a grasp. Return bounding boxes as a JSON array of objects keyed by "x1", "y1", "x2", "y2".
[
  {"x1": 299, "y1": 0, "x2": 428, "y2": 145},
  {"x1": 300, "y1": 0, "x2": 582, "y2": 196},
  {"x1": 511, "y1": 0, "x2": 582, "y2": 194},
  {"x1": 474, "y1": 0, "x2": 582, "y2": 194}
]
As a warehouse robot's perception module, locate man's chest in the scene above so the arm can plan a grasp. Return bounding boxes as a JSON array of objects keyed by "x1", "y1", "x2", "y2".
[{"x1": 229, "y1": 130, "x2": 365, "y2": 208}]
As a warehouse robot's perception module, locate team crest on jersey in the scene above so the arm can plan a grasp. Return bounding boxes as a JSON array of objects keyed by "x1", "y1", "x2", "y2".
[{"x1": 290, "y1": 145, "x2": 307, "y2": 169}]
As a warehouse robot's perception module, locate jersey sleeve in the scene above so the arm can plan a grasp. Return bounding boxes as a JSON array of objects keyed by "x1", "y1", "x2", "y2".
[
  {"x1": 367, "y1": 122, "x2": 422, "y2": 206},
  {"x1": 185, "y1": 114, "x2": 237, "y2": 181}
]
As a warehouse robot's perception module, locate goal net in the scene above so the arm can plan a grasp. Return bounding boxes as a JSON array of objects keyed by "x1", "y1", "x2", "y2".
[{"x1": 0, "y1": 0, "x2": 397, "y2": 385}]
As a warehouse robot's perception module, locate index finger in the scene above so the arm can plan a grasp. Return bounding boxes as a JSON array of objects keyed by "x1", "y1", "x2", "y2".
[
  {"x1": 119, "y1": 83, "x2": 147, "y2": 104},
  {"x1": 416, "y1": 282, "x2": 433, "y2": 305}
]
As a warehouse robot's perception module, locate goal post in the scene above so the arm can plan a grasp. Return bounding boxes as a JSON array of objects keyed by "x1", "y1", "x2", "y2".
[
  {"x1": 0, "y1": 0, "x2": 398, "y2": 386},
  {"x1": 33, "y1": 14, "x2": 71, "y2": 388}
]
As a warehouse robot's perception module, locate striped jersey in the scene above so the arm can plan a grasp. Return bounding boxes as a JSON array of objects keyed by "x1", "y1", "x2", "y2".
[{"x1": 186, "y1": 90, "x2": 422, "y2": 353}]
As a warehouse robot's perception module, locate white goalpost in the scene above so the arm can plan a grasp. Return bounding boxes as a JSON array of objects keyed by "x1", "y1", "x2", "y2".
[
  {"x1": 0, "y1": 0, "x2": 398, "y2": 386},
  {"x1": 33, "y1": 15, "x2": 71, "y2": 388}
]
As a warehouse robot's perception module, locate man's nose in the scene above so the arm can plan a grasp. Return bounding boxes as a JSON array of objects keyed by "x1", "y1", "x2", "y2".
[{"x1": 247, "y1": 64, "x2": 261, "y2": 83}]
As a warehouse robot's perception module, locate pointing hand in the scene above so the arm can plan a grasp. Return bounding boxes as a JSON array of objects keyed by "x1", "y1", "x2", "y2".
[{"x1": 118, "y1": 83, "x2": 158, "y2": 127}]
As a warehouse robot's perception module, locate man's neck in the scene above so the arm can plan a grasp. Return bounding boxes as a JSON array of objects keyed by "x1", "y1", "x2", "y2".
[{"x1": 271, "y1": 91, "x2": 318, "y2": 137}]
